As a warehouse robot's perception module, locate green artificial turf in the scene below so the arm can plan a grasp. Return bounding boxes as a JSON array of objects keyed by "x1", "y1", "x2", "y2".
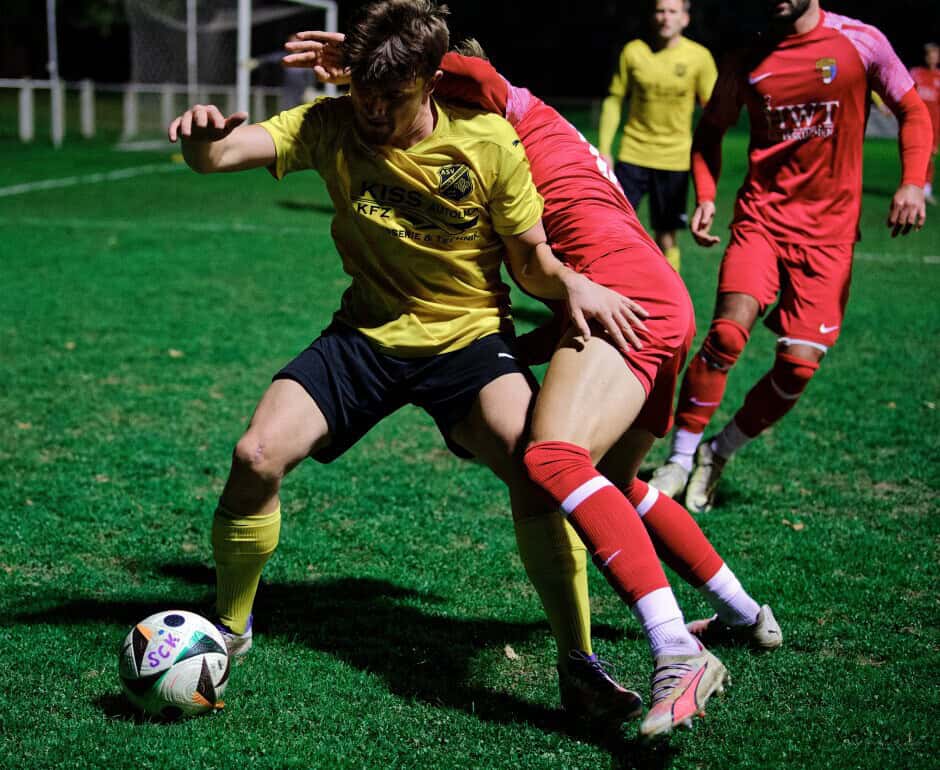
[{"x1": 1, "y1": 121, "x2": 938, "y2": 769}]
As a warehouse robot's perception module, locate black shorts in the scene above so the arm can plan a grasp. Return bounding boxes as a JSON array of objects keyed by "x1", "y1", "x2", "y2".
[
  {"x1": 274, "y1": 323, "x2": 531, "y2": 463},
  {"x1": 614, "y1": 161, "x2": 690, "y2": 233}
]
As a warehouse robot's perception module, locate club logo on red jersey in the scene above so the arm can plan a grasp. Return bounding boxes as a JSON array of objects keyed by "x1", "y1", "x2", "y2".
[
  {"x1": 815, "y1": 57, "x2": 838, "y2": 85},
  {"x1": 438, "y1": 164, "x2": 474, "y2": 202}
]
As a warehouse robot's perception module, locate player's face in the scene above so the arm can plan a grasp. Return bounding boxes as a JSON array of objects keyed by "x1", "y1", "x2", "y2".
[
  {"x1": 926, "y1": 47, "x2": 940, "y2": 69},
  {"x1": 349, "y1": 76, "x2": 432, "y2": 146},
  {"x1": 765, "y1": 0, "x2": 812, "y2": 22},
  {"x1": 652, "y1": 0, "x2": 689, "y2": 42}
]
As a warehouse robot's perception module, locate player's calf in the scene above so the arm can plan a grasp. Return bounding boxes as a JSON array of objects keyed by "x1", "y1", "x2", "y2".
[
  {"x1": 658, "y1": 318, "x2": 750, "y2": 483},
  {"x1": 733, "y1": 351, "x2": 820, "y2": 438}
]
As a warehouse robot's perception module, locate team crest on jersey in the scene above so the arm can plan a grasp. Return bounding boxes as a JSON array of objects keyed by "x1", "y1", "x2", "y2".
[
  {"x1": 816, "y1": 58, "x2": 838, "y2": 85},
  {"x1": 674, "y1": 62, "x2": 687, "y2": 77},
  {"x1": 438, "y1": 164, "x2": 474, "y2": 202}
]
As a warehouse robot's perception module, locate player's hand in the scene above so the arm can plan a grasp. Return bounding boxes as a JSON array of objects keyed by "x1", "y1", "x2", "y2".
[
  {"x1": 283, "y1": 30, "x2": 351, "y2": 85},
  {"x1": 690, "y1": 200, "x2": 721, "y2": 247},
  {"x1": 168, "y1": 105, "x2": 248, "y2": 143},
  {"x1": 887, "y1": 184, "x2": 926, "y2": 237},
  {"x1": 561, "y1": 271, "x2": 649, "y2": 353}
]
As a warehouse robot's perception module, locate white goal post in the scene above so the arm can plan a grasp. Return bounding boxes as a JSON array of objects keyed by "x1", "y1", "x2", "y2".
[{"x1": 236, "y1": 0, "x2": 338, "y2": 115}]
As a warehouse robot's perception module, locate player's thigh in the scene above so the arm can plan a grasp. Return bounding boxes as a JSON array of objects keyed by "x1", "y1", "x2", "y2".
[
  {"x1": 648, "y1": 169, "x2": 690, "y2": 234},
  {"x1": 614, "y1": 161, "x2": 651, "y2": 210},
  {"x1": 773, "y1": 242, "x2": 853, "y2": 351},
  {"x1": 715, "y1": 223, "x2": 780, "y2": 327},
  {"x1": 449, "y1": 371, "x2": 535, "y2": 482},
  {"x1": 236, "y1": 378, "x2": 331, "y2": 476},
  {"x1": 529, "y1": 330, "x2": 647, "y2": 462}
]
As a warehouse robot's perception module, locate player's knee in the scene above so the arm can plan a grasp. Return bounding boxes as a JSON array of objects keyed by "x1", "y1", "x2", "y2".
[
  {"x1": 232, "y1": 434, "x2": 287, "y2": 486},
  {"x1": 770, "y1": 353, "x2": 820, "y2": 399},
  {"x1": 701, "y1": 318, "x2": 750, "y2": 370},
  {"x1": 523, "y1": 441, "x2": 593, "y2": 491}
]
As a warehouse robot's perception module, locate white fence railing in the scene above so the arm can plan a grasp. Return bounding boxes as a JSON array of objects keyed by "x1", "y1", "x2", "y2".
[{"x1": 0, "y1": 78, "x2": 315, "y2": 146}]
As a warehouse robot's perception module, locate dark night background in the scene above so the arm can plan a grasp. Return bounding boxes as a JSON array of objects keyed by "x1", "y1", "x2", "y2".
[{"x1": 3, "y1": 1, "x2": 939, "y2": 96}]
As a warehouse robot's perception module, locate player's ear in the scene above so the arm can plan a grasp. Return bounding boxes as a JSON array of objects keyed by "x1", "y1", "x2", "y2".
[{"x1": 427, "y1": 70, "x2": 443, "y2": 94}]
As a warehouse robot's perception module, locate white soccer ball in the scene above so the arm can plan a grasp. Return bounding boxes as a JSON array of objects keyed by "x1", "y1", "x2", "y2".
[{"x1": 118, "y1": 610, "x2": 230, "y2": 719}]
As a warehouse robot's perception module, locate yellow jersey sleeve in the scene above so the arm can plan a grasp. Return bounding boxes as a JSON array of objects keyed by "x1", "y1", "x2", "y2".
[
  {"x1": 258, "y1": 98, "x2": 338, "y2": 179},
  {"x1": 696, "y1": 48, "x2": 719, "y2": 106},
  {"x1": 598, "y1": 43, "x2": 632, "y2": 157},
  {"x1": 489, "y1": 139, "x2": 544, "y2": 236}
]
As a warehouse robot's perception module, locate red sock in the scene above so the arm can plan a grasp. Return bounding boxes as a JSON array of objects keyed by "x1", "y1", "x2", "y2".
[
  {"x1": 675, "y1": 318, "x2": 749, "y2": 433},
  {"x1": 734, "y1": 353, "x2": 819, "y2": 437},
  {"x1": 624, "y1": 478, "x2": 724, "y2": 587},
  {"x1": 524, "y1": 441, "x2": 668, "y2": 605}
]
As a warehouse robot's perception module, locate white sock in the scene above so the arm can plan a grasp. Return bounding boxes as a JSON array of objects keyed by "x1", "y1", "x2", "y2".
[
  {"x1": 711, "y1": 420, "x2": 752, "y2": 459},
  {"x1": 668, "y1": 429, "x2": 704, "y2": 471},
  {"x1": 631, "y1": 587, "x2": 701, "y2": 658},
  {"x1": 698, "y1": 564, "x2": 760, "y2": 627}
]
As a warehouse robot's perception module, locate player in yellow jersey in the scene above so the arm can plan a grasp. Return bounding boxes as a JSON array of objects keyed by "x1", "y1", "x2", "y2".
[
  {"x1": 599, "y1": 0, "x2": 716, "y2": 272},
  {"x1": 167, "y1": 0, "x2": 647, "y2": 724}
]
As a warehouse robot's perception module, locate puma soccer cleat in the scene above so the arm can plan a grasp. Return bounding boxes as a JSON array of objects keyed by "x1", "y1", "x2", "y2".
[
  {"x1": 638, "y1": 647, "x2": 729, "y2": 741},
  {"x1": 649, "y1": 461, "x2": 691, "y2": 499},
  {"x1": 558, "y1": 650, "x2": 644, "y2": 725},
  {"x1": 215, "y1": 615, "x2": 253, "y2": 658},
  {"x1": 685, "y1": 441, "x2": 727, "y2": 513},
  {"x1": 687, "y1": 604, "x2": 783, "y2": 650}
]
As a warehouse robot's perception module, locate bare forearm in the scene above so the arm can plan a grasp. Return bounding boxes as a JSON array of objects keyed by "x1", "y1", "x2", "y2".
[
  {"x1": 691, "y1": 119, "x2": 725, "y2": 203},
  {"x1": 181, "y1": 138, "x2": 223, "y2": 174},
  {"x1": 512, "y1": 241, "x2": 578, "y2": 301}
]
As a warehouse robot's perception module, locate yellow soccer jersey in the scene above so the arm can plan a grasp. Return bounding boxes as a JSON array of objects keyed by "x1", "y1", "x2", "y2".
[
  {"x1": 260, "y1": 96, "x2": 543, "y2": 357},
  {"x1": 599, "y1": 37, "x2": 717, "y2": 171}
]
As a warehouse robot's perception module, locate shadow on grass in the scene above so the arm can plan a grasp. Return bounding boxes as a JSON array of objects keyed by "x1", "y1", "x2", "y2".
[
  {"x1": 15, "y1": 567, "x2": 676, "y2": 768},
  {"x1": 276, "y1": 199, "x2": 336, "y2": 216}
]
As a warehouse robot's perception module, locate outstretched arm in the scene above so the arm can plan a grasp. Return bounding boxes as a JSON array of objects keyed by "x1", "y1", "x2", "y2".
[
  {"x1": 168, "y1": 104, "x2": 275, "y2": 173},
  {"x1": 502, "y1": 222, "x2": 648, "y2": 353}
]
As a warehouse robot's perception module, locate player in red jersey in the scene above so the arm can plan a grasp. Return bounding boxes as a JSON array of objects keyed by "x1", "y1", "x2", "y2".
[
  {"x1": 650, "y1": 0, "x2": 934, "y2": 513},
  {"x1": 284, "y1": 32, "x2": 783, "y2": 740},
  {"x1": 911, "y1": 42, "x2": 940, "y2": 204}
]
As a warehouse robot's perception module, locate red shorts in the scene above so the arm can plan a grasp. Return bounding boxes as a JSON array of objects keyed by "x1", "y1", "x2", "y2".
[
  {"x1": 719, "y1": 221, "x2": 854, "y2": 349},
  {"x1": 580, "y1": 246, "x2": 696, "y2": 437}
]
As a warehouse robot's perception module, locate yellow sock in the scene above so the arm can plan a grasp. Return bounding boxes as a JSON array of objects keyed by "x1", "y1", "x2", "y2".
[
  {"x1": 212, "y1": 505, "x2": 281, "y2": 634},
  {"x1": 514, "y1": 513, "x2": 592, "y2": 663},
  {"x1": 664, "y1": 245, "x2": 681, "y2": 272}
]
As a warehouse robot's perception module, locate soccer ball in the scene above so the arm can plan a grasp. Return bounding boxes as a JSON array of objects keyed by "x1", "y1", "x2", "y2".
[{"x1": 118, "y1": 610, "x2": 230, "y2": 719}]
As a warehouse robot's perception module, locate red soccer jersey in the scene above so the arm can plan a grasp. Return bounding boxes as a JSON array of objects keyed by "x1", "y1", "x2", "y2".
[
  {"x1": 911, "y1": 66, "x2": 940, "y2": 146},
  {"x1": 701, "y1": 10, "x2": 915, "y2": 244},
  {"x1": 437, "y1": 52, "x2": 661, "y2": 271}
]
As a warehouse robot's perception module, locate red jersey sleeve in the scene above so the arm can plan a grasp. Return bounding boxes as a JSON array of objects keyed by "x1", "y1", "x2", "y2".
[
  {"x1": 436, "y1": 52, "x2": 510, "y2": 116},
  {"x1": 701, "y1": 52, "x2": 745, "y2": 130}
]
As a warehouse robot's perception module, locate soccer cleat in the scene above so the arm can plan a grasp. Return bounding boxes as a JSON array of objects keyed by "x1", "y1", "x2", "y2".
[
  {"x1": 926, "y1": 192, "x2": 937, "y2": 206},
  {"x1": 649, "y1": 461, "x2": 691, "y2": 499},
  {"x1": 215, "y1": 615, "x2": 253, "y2": 658},
  {"x1": 687, "y1": 604, "x2": 783, "y2": 650},
  {"x1": 684, "y1": 441, "x2": 727, "y2": 513},
  {"x1": 558, "y1": 650, "x2": 644, "y2": 725},
  {"x1": 638, "y1": 647, "x2": 729, "y2": 742}
]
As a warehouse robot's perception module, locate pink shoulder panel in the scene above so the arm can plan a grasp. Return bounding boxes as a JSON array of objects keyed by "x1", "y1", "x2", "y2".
[
  {"x1": 505, "y1": 80, "x2": 534, "y2": 125},
  {"x1": 823, "y1": 11, "x2": 914, "y2": 103}
]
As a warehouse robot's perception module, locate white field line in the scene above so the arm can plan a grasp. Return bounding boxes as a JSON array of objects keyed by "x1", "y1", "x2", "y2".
[
  {"x1": 0, "y1": 215, "x2": 313, "y2": 235},
  {"x1": 0, "y1": 163, "x2": 185, "y2": 199},
  {"x1": 855, "y1": 251, "x2": 939, "y2": 264}
]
